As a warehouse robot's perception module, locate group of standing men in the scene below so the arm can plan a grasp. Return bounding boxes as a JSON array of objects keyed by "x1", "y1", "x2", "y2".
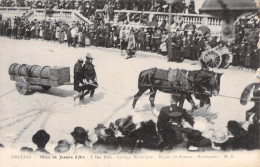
[{"x1": 73, "y1": 53, "x2": 98, "y2": 103}]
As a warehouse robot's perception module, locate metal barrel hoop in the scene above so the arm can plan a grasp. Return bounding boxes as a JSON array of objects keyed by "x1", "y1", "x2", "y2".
[
  {"x1": 38, "y1": 66, "x2": 50, "y2": 79},
  {"x1": 26, "y1": 65, "x2": 37, "y2": 77},
  {"x1": 8, "y1": 63, "x2": 18, "y2": 75},
  {"x1": 17, "y1": 64, "x2": 27, "y2": 76}
]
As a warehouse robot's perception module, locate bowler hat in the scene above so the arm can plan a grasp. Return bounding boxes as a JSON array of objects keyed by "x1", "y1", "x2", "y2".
[
  {"x1": 71, "y1": 127, "x2": 90, "y2": 143},
  {"x1": 94, "y1": 124, "x2": 107, "y2": 138},
  {"x1": 32, "y1": 130, "x2": 50, "y2": 147},
  {"x1": 54, "y1": 140, "x2": 71, "y2": 153},
  {"x1": 86, "y1": 53, "x2": 94, "y2": 59}
]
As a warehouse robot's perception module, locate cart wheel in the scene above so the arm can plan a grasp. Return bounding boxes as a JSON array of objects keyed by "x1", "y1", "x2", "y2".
[
  {"x1": 202, "y1": 49, "x2": 222, "y2": 68},
  {"x1": 15, "y1": 82, "x2": 34, "y2": 95},
  {"x1": 15, "y1": 77, "x2": 34, "y2": 95},
  {"x1": 42, "y1": 86, "x2": 51, "y2": 90}
]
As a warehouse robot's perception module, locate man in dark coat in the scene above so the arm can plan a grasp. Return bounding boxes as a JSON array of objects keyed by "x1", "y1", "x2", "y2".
[
  {"x1": 197, "y1": 35, "x2": 206, "y2": 60},
  {"x1": 171, "y1": 33, "x2": 183, "y2": 62},
  {"x1": 157, "y1": 104, "x2": 194, "y2": 149},
  {"x1": 74, "y1": 58, "x2": 84, "y2": 92},
  {"x1": 73, "y1": 58, "x2": 84, "y2": 101},
  {"x1": 153, "y1": 28, "x2": 162, "y2": 54},
  {"x1": 66, "y1": 26, "x2": 72, "y2": 47},
  {"x1": 81, "y1": 53, "x2": 98, "y2": 100}
]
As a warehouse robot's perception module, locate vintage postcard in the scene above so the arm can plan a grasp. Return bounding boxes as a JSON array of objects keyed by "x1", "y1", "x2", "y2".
[{"x1": 0, "y1": 0, "x2": 259, "y2": 166}]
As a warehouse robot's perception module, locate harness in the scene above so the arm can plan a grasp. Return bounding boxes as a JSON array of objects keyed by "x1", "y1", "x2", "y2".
[{"x1": 141, "y1": 69, "x2": 218, "y2": 98}]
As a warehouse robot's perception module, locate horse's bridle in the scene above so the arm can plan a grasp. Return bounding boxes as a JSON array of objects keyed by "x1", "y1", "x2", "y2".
[{"x1": 190, "y1": 71, "x2": 218, "y2": 96}]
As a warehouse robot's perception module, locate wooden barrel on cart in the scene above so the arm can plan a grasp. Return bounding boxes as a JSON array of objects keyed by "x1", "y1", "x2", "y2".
[
  {"x1": 9, "y1": 63, "x2": 51, "y2": 79},
  {"x1": 8, "y1": 63, "x2": 30, "y2": 77},
  {"x1": 27, "y1": 65, "x2": 50, "y2": 79},
  {"x1": 9, "y1": 63, "x2": 70, "y2": 95}
]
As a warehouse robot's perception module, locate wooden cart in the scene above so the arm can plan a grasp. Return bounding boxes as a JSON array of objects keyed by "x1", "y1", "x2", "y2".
[
  {"x1": 9, "y1": 63, "x2": 71, "y2": 95},
  {"x1": 201, "y1": 46, "x2": 233, "y2": 69}
]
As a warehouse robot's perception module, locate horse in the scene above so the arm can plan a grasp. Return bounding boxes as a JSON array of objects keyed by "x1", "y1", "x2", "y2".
[
  {"x1": 132, "y1": 68, "x2": 222, "y2": 114},
  {"x1": 240, "y1": 82, "x2": 260, "y2": 123}
]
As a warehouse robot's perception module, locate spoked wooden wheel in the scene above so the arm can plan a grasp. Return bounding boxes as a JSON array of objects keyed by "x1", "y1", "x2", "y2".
[{"x1": 202, "y1": 49, "x2": 222, "y2": 68}]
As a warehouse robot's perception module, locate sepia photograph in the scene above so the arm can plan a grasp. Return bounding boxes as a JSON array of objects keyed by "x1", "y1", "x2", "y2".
[{"x1": 0, "y1": 0, "x2": 259, "y2": 166}]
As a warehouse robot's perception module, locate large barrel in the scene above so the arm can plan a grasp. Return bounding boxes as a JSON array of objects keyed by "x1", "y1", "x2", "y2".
[
  {"x1": 9, "y1": 63, "x2": 51, "y2": 79},
  {"x1": 9, "y1": 63, "x2": 30, "y2": 77},
  {"x1": 27, "y1": 65, "x2": 50, "y2": 79}
]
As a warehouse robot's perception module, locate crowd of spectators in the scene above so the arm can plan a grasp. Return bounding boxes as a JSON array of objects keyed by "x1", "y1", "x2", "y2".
[
  {"x1": 0, "y1": 12, "x2": 259, "y2": 69},
  {"x1": 229, "y1": 14, "x2": 260, "y2": 69},
  {"x1": 1, "y1": 0, "x2": 196, "y2": 14},
  {"x1": 0, "y1": 103, "x2": 259, "y2": 154}
]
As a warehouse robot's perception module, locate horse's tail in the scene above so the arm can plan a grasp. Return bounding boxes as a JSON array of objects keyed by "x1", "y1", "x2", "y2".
[
  {"x1": 240, "y1": 83, "x2": 257, "y2": 105},
  {"x1": 138, "y1": 68, "x2": 157, "y2": 89}
]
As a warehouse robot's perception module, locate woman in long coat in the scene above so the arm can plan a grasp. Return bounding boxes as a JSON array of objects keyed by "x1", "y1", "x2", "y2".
[{"x1": 126, "y1": 29, "x2": 136, "y2": 59}]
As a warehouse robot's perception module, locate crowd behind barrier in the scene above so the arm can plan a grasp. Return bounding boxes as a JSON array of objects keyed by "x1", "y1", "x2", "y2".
[
  {"x1": 0, "y1": 0, "x2": 196, "y2": 14},
  {"x1": 0, "y1": 12, "x2": 259, "y2": 69}
]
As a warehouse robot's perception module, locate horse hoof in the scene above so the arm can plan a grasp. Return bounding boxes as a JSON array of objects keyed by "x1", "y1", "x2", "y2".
[{"x1": 152, "y1": 108, "x2": 160, "y2": 117}]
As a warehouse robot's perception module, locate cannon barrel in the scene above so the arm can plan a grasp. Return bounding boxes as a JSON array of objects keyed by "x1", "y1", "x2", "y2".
[{"x1": 9, "y1": 63, "x2": 51, "y2": 79}]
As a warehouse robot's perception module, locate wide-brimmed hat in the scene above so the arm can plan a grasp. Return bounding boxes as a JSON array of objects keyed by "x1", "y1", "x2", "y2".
[
  {"x1": 71, "y1": 127, "x2": 90, "y2": 143},
  {"x1": 210, "y1": 130, "x2": 229, "y2": 144},
  {"x1": 85, "y1": 53, "x2": 94, "y2": 60},
  {"x1": 32, "y1": 130, "x2": 50, "y2": 147},
  {"x1": 54, "y1": 140, "x2": 71, "y2": 153}
]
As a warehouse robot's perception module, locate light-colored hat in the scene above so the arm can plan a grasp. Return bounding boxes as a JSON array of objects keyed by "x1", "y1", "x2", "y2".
[
  {"x1": 85, "y1": 53, "x2": 93, "y2": 59},
  {"x1": 54, "y1": 140, "x2": 71, "y2": 153},
  {"x1": 210, "y1": 130, "x2": 229, "y2": 144},
  {"x1": 78, "y1": 57, "x2": 84, "y2": 62}
]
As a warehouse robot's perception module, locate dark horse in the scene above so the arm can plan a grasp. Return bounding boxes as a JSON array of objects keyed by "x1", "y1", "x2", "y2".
[
  {"x1": 132, "y1": 68, "x2": 222, "y2": 114},
  {"x1": 240, "y1": 82, "x2": 260, "y2": 123}
]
